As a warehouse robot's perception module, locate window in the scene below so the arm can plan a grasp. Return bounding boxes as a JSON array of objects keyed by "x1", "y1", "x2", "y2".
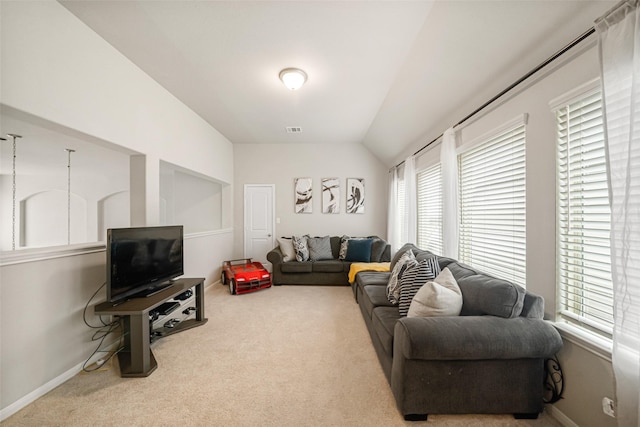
[
  {"x1": 555, "y1": 84, "x2": 613, "y2": 337},
  {"x1": 417, "y1": 163, "x2": 443, "y2": 254},
  {"x1": 397, "y1": 173, "x2": 406, "y2": 242},
  {"x1": 458, "y1": 121, "x2": 526, "y2": 286}
]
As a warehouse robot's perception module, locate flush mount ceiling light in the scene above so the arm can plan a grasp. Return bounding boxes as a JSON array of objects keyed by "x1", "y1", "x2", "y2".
[{"x1": 279, "y1": 68, "x2": 307, "y2": 90}]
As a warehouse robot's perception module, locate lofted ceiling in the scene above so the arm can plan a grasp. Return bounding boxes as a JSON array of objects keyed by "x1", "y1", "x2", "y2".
[{"x1": 60, "y1": 0, "x2": 616, "y2": 167}]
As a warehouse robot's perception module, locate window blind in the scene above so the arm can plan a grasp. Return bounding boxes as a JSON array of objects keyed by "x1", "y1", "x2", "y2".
[
  {"x1": 397, "y1": 175, "x2": 406, "y2": 243},
  {"x1": 458, "y1": 124, "x2": 526, "y2": 286},
  {"x1": 417, "y1": 163, "x2": 443, "y2": 254},
  {"x1": 556, "y1": 88, "x2": 613, "y2": 336}
]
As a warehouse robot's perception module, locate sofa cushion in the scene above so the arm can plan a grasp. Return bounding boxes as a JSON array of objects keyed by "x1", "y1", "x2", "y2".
[
  {"x1": 457, "y1": 274, "x2": 526, "y2": 318},
  {"x1": 408, "y1": 267, "x2": 462, "y2": 317},
  {"x1": 398, "y1": 256, "x2": 441, "y2": 317},
  {"x1": 372, "y1": 306, "x2": 401, "y2": 358},
  {"x1": 356, "y1": 271, "x2": 391, "y2": 287},
  {"x1": 292, "y1": 235, "x2": 310, "y2": 261},
  {"x1": 344, "y1": 238, "x2": 373, "y2": 262},
  {"x1": 446, "y1": 261, "x2": 479, "y2": 281},
  {"x1": 308, "y1": 236, "x2": 334, "y2": 261},
  {"x1": 277, "y1": 237, "x2": 296, "y2": 262},
  {"x1": 370, "y1": 238, "x2": 387, "y2": 262},
  {"x1": 312, "y1": 260, "x2": 345, "y2": 273},
  {"x1": 361, "y1": 285, "x2": 396, "y2": 320},
  {"x1": 446, "y1": 261, "x2": 525, "y2": 318},
  {"x1": 329, "y1": 236, "x2": 342, "y2": 259},
  {"x1": 281, "y1": 262, "x2": 313, "y2": 273}
]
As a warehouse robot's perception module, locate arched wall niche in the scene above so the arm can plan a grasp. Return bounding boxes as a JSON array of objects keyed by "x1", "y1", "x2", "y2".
[{"x1": 0, "y1": 105, "x2": 132, "y2": 251}]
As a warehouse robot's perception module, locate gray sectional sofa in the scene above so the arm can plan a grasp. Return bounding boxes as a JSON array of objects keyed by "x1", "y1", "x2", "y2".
[
  {"x1": 352, "y1": 243, "x2": 563, "y2": 420},
  {"x1": 266, "y1": 235, "x2": 390, "y2": 286}
]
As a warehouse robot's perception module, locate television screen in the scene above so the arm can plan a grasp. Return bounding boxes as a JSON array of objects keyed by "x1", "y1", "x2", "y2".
[{"x1": 107, "y1": 225, "x2": 184, "y2": 303}]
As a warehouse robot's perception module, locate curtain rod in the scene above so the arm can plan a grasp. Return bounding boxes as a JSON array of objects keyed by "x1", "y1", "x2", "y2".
[{"x1": 391, "y1": 25, "x2": 596, "y2": 171}]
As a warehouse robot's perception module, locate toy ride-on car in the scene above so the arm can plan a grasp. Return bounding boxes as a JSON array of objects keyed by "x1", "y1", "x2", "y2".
[{"x1": 221, "y1": 259, "x2": 272, "y2": 295}]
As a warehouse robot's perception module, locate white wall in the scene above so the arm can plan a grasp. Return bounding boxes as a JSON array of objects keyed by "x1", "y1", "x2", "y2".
[
  {"x1": 233, "y1": 143, "x2": 388, "y2": 258},
  {"x1": 410, "y1": 42, "x2": 615, "y2": 427},
  {"x1": 1, "y1": 2, "x2": 233, "y2": 184},
  {"x1": 0, "y1": 1, "x2": 234, "y2": 417}
]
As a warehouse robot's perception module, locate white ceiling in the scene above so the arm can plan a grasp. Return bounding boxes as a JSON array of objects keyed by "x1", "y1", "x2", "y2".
[{"x1": 60, "y1": 0, "x2": 616, "y2": 167}]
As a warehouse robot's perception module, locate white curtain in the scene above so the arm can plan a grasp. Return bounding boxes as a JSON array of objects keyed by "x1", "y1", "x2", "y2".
[
  {"x1": 596, "y1": 1, "x2": 640, "y2": 425},
  {"x1": 387, "y1": 167, "x2": 401, "y2": 254},
  {"x1": 402, "y1": 155, "x2": 417, "y2": 245},
  {"x1": 440, "y1": 127, "x2": 459, "y2": 259}
]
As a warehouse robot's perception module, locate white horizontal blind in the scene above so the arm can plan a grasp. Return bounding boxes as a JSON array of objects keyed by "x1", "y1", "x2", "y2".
[
  {"x1": 556, "y1": 88, "x2": 613, "y2": 336},
  {"x1": 417, "y1": 163, "x2": 443, "y2": 254},
  {"x1": 458, "y1": 124, "x2": 526, "y2": 286}
]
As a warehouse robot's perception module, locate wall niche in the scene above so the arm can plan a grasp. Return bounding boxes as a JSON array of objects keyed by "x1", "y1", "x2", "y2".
[
  {"x1": 159, "y1": 160, "x2": 225, "y2": 234},
  {"x1": 0, "y1": 105, "x2": 132, "y2": 251}
]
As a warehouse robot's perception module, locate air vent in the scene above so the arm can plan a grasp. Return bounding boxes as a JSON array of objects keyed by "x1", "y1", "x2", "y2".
[{"x1": 286, "y1": 127, "x2": 302, "y2": 134}]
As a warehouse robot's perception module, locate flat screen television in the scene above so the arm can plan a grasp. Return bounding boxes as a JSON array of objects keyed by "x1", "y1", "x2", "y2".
[{"x1": 106, "y1": 225, "x2": 184, "y2": 304}]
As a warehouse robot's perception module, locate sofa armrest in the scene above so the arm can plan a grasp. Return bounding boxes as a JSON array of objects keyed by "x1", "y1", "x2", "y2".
[
  {"x1": 266, "y1": 247, "x2": 284, "y2": 265},
  {"x1": 521, "y1": 291, "x2": 545, "y2": 319},
  {"x1": 394, "y1": 316, "x2": 562, "y2": 361}
]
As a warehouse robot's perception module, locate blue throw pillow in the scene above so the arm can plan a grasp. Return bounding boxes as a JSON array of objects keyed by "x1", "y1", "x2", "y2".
[{"x1": 344, "y1": 238, "x2": 373, "y2": 262}]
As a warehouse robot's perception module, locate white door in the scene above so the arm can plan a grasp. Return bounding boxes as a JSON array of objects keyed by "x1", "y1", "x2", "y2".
[{"x1": 244, "y1": 184, "x2": 275, "y2": 267}]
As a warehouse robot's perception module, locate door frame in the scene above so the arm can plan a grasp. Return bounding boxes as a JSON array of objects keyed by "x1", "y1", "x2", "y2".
[{"x1": 243, "y1": 184, "x2": 276, "y2": 260}]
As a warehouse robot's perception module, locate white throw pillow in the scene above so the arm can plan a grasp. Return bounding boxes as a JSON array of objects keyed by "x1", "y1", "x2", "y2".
[
  {"x1": 277, "y1": 237, "x2": 296, "y2": 262},
  {"x1": 407, "y1": 267, "x2": 463, "y2": 317}
]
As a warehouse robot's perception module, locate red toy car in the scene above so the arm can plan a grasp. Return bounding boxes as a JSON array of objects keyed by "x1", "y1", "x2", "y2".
[{"x1": 221, "y1": 259, "x2": 272, "y2": 295}]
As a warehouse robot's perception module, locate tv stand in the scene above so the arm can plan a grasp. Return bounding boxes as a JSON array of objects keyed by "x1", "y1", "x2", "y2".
[{"x1": 94, "y1": 277, "x2": 207, "y2": 377}]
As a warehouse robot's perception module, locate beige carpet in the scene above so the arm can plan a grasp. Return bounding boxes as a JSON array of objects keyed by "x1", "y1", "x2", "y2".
[{"x1": 3, "y1": 284, "x2": 562, "y2": 427}]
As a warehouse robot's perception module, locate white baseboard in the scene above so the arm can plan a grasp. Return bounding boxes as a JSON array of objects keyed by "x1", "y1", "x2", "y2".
[
  {"x1": 0, "y1": 351, "x2": 109, "y2": 422},
  {"x1": 546, "y1": 405, "x2": 579, "y2": 427}
]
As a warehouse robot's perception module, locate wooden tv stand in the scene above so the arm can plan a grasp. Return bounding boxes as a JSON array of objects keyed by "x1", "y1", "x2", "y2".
[{"x1": 94, "y1": 277, "x2": 208, "y2": 377}]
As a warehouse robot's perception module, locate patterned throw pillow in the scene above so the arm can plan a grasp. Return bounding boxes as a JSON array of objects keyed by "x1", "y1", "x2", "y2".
[
  {"x1": 339, "y1": 235, "x2": 351, "y2": 260},
  {"x1": 386, "y1": 250, "x2": 417, "y2": 304},
  {"x1": 308, "y1": 236, "x2": 334, "y2": 261},
  {"x1": 292, "y1": 235, "x2": 310, "y2": 262},
  {"x1": 398, "y1": 256, "x2": 441, "y2": 317}
]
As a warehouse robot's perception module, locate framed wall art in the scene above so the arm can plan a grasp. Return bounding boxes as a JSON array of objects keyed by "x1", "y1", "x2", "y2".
[
  {"x1": 294, "y1": 177, "x2": 313, "y2": 213},
  {"x1": 346, "y1": 178, "x2": 365, "y2": 214},
  {"x1": 321, "y1": 178, "x2": 340, "y2": 214}
]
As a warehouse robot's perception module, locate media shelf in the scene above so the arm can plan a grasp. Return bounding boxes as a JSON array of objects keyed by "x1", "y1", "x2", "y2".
[
  {"x1": 94, "y1": 277, "x2": 208, "y2": 377},
  {"x1": 150, "y1": 292, "x2": 197, "y2": 338}
]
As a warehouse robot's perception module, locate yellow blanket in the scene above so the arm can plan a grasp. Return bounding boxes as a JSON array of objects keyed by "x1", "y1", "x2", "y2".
[{"x1": 348, "y1": 262, "x2": 391, "y2": 283}]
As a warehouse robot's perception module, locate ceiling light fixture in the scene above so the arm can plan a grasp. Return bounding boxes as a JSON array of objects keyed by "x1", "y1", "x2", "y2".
[{"x1": 279, "y1": 68, "x2": 307, "y2": 90}]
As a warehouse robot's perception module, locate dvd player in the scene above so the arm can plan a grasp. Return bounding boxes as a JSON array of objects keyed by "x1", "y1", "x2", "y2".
[{"x1": 150, "y1": 301, "x2": 180, "y2": 317}]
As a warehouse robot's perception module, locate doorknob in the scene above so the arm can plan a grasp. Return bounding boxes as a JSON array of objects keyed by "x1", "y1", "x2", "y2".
[{"x1": 268, "y1": 234, "x2": 272, "y2": 237}]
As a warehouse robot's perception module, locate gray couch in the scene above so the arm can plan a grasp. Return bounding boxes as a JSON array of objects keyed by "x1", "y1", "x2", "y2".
[
  {"x1": 352, "y1": 243, "x2": 563, "y2": 420},
  {"x1": 266, "y1": 236, "x2": 390, "y2": 286}
]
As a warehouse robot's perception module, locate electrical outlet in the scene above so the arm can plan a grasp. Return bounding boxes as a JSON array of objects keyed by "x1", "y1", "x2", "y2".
[{"x1": 602, "y1": 397, "x2": 615, "y2": 418}]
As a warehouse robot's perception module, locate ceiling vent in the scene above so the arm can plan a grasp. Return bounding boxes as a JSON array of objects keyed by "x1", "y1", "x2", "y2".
[{"x1": 286, "y1": 127, "x2": 302, "y2": 134}]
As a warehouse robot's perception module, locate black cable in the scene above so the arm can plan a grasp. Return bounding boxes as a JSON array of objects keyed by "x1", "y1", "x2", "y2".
[
  {"x1": 82, "y1": 320, "x2": 124, "y2": 373},
  {"x1": 83, "y1": 281, "x2": 110, "y2": 328},
  {"x1": 81, "y1": 281, "x2": 124, "y2": 372}
]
